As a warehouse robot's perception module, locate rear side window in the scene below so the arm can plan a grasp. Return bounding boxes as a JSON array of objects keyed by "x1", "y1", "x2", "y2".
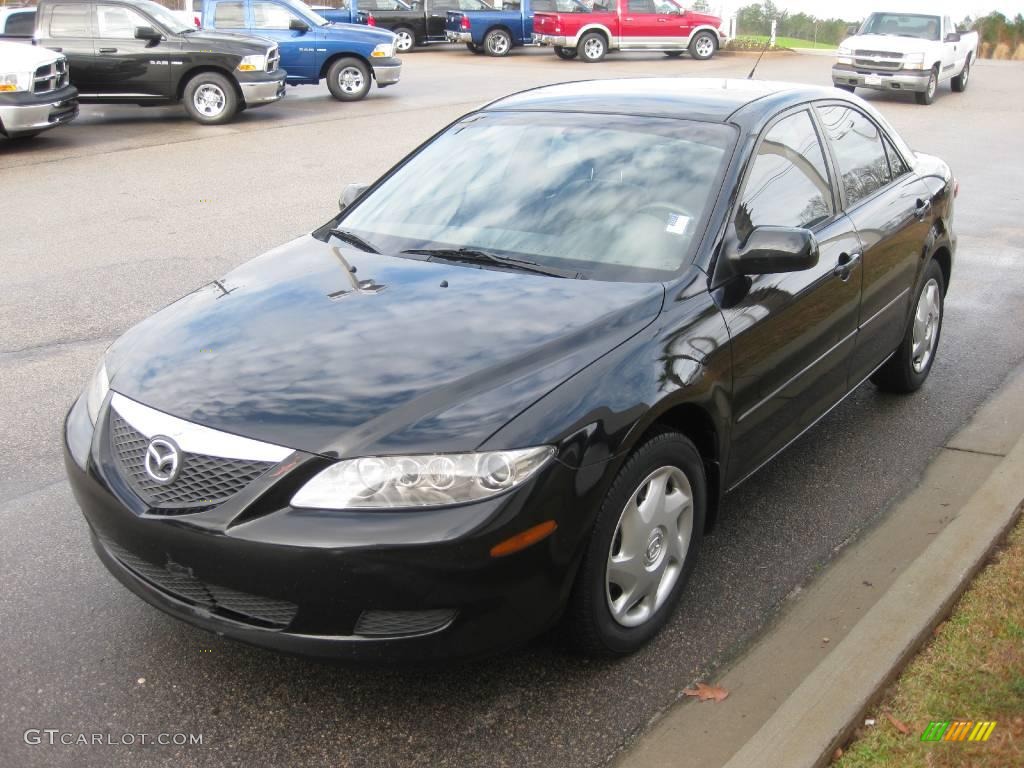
[
  {"x1": 627, "y1": 0, "x2": 656, "y2": 12},
  {"x1": 49, "y1": 4, "x2": 91, "y2": 36},
  {"x1": 736, "y1": 110, "x2": 834, "y2": 239},
  {"x1": 213, "y1": 1, "x2": 245, "y2": 26},
  {"x1": 5, "y1": 11, "x2": 35, "y2": 36},
  {"x1": 817, "y1": 105, "x2": 892, "y2": 206}
]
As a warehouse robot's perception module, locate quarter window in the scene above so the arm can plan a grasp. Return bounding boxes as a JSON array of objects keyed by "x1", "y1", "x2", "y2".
[
  {"x1": 884, "y1": 137, "x2": 910, "y2": 178},
  {"x1": 213, "y1": 1, "x2": 245, "y2": 26},
  {"x1": 735, "y1": 110, "x2": 834, "y2": 240},
  {"x1": 49, "y1": 4, "x2": 91, "y2": 37},
  {"x1": 817, "y1": 105, "x2": 892, "y2": 206},
  {"x1": 95, "y1": 5, "x2": 150, "y2": 38}
]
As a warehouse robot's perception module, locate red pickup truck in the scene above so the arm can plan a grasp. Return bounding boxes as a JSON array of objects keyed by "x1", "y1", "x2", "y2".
[{"x1": 533, "y1": 0, "x2": 725, "y2": 62}]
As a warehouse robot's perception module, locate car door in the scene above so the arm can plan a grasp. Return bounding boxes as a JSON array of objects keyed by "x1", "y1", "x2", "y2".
[
  {"x1": 92, "y1": 3, "x2": 171, "y2": 98},
  {"x1": 717, "y1": 108, "x2": 863, "y2": 486},
  {"x1": 620, "y1": 0, "x2": 680, "y2": 49},
  {"x1": 814, "y1": 103, "x2": 931, "y2": 386},
  {"x1": 40, "y1": 2, "x2": 98, "y2": 93},
  {"x1": 426, "y1": 0, "x2": 457, "y2": 39},
  {"x1": 250, "y1": 0, "x2": 316, "y2": 79}
]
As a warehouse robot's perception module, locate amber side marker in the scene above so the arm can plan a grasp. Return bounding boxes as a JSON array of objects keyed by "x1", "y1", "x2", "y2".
[{"x1": 490, "y1": 520, "x2": 558, "y2": 558}]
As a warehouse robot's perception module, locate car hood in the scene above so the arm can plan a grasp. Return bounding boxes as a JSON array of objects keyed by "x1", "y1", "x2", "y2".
[
  {"x1": 840, "y1": 34, "x2": 935, "y2": 54},
  {"x1": 320, "y1": 22, "x2": 397, "y2": 45},
  {"x1": 106, "y1": 236, "x2": 665, "y2": 458},
  {"x1": 182, "y1": 29, "x2": 275, "y2": 52},
  {"x1": 0, "y1": 40, "x2": 62, "y2": 69}
]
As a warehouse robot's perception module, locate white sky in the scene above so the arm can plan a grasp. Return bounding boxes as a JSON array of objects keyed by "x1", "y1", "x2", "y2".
[{"x1": 715, "y1": 1, "x2": 1024, "y2": 21}]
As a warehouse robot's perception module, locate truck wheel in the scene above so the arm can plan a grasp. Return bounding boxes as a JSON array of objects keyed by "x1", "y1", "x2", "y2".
[
  {"x1": 466, "y1": 42, "x2": 483, "y2": 54},
  {"x1": 484, "y1": 28, "x2": 512, "y2": 56},
  {"x1": 951, "y1": 57, "x2": 970, "y2": 92},
  {"x1": 688, "y1": 30, "x2": 717, "y2": 60},
  {"x1": 554, "y1": 46, "x2": 577, "y2": 60},
  {"x1": 393, "y1": 26, "x2": 415, "y2": 53},
  {"x1": 915, "y1": 67, "x2": 938, "y2": 105},
  {"x1": 183, "y1": 72, "x2": 239, "y2": 125},
  {"x1": 578, "y1": 32, "x2": 606, "y2": 63},
  {"x1": 327, "y1": 58, "x2": 371, "y2": 102}
]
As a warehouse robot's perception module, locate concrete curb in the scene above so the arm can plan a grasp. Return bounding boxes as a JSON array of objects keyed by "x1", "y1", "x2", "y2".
[{"x1": 723, "y1": 435, "x2": 1024, "y2": 768}]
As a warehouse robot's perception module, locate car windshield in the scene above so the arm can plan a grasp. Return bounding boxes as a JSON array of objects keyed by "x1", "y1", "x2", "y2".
[
  {"x1": 859, "y1": 13, "x2": 941, "y2": 41},
  {"x1": 135, "y1": 0, "x2": 195, "y2": 32},
  {"x1": 283, "y1": 0, "x2": 329, "y2": 25},
  {"x1": 339, "y1": 111, "x2": 735, "y2": 282}
]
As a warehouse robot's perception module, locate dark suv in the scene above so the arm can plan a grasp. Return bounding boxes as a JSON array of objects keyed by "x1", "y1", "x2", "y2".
[{"x1": 34, "y1": 0, "x2": 286, "y2": 124}]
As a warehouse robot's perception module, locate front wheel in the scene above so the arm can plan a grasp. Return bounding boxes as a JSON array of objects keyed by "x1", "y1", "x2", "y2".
[
  {"x1": 951, "y1": 58, "x2": 970, "y2": 92},
  {"x1": 326, "y1": 57, "x2": 371, "y2": 102},
  {"x1": 578, "y1": 31, "x2": 607, "y2": 63},
  {"x1": 565, "y1": 430, "x2": 706, "y2": 656},
  {"x1": 915, "y1": 68, "x2": 938, "y2": 105},
  {"x1": 871, "y1": 259, "x2": 945, "y2": 393},
  {"x1": 393, "y1": 26, "x2": 415, "y2": 53},
  {"x1": 182, "y1": 72, "x2": 239, "y2": 125},
  {"x1": 688, "y1": 30, "x2": 717, "y2": 60},
  {"x1": 484, "y1": 28, "x2": 512, "y2": 56},
  {"x1": 554, "y1": 45, "x2": 577, "y2": 60}
]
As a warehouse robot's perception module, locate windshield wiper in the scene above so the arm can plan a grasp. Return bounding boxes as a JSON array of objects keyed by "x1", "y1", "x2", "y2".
[
  {"x1": 401, "y1": 248, "x2": 579, "y2": 278},
  {"x1": 329, "y1": 228, "x2": 380, "y2": 253}
]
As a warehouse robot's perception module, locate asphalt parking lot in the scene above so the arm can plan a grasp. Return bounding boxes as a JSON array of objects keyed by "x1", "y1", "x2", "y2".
[{"x1": 2, "y1": 47, "x2": 1023, "y2": 768}]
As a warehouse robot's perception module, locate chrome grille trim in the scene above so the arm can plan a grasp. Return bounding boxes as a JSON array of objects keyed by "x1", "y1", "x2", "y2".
[
  {"x1": 852, "y1": 49, "x2": 903, "y2": 71},
  {"x1": 32, "y1": 58, "x2": 68, "y2": 94},
  {"x1": 266, "y1": 45, "x2": 280, "y2": 73}
]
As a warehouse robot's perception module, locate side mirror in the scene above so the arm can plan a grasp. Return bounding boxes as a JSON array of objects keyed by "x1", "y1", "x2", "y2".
[
  {"x1": 339, "y1": 182, "x2": 370, "y2": 211},
  {"x1": 728, "y1": 226, "x2": 819, "y2": 276},
  {"x1": 944, "y1": 31, "x2": 960, "y2": 42},
  {"x1": 290, "y1": 18, "x2": 310, "y2": 31},
  {"x1": 134, "y1": 25, "x2": 161, "y2": 41}
]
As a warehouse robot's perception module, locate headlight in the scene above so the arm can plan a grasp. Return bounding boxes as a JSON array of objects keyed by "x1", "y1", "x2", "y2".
[
  {"x1": 84, "y1": 359, "x2": 110, "y2": 425},
  {"x1": 291, "y1": 446, "x2": 555, "y2": 510},
  {"x1": 903, "y1": 52, "x2": 926, "y2": 69},
  {"x1": 836, "y1": 45, "x2": 853, "y2": 64},
  {"x1": 370, "y1": 43, "x2": 394, "y2": 58},
  {"x1": 237, "y1": 54, "x2": 267, "y2": 72},
  {"x1": 0, "y1": 71, "x2": 32, "y2": 93}
]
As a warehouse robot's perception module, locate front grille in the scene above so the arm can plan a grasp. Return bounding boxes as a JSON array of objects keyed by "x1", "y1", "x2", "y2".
[
  {"x1": 33, "y1": 59, "x2": 68, "y2": 94},
  {"x1": 853, "y1": 49, "x2": 903, "y2": 71},
  {"x1": 109, "y1": 410, "x2": 275, "y2": 513},
  {"x1": 266, "y1": 46, "x2": 280, "y2": 73},
  {"x1": 354, "y1": 609, "x2": 456, "y2": 637},
  {"x1": 102, "y1": 537, "x2": 298, "y2": 628}
]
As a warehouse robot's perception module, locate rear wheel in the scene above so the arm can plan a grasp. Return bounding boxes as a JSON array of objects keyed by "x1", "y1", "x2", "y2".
[
  {"x1": 393, "y1": 26, "x2": 415, "y2": 53},
  {"x1": 565, "y1": 430, "x2": 706, "y2": 656},
  {"x1": 688, "y1": 30, "x2": 717, "y2": 60},
  {"x1": 326, "y1": 57, "x2": 371, "y2": 101},
  {"x1": 951, "y1": 57, "x2": 970, "y2": 92},
  {"x1": 915, "y1": 67, "x2": 938, "y2": 105},
  {"x1": 484, "y1": 28, "x2": 512, "y2": 56},
  {"x1": 182, "y1": 72, "x2": 238, "y2": 125},
  {"x1": 578, "y1": 31, "x2": 606, "y2": 63},
  {"x1": 554, "y1": 45, "x2": 577, "y2": 59}
]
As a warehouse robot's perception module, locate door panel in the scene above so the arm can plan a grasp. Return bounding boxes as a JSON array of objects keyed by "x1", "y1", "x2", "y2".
[
  {"x1": 621, "y1": 0, "x2": 683, "y2": 48},
  {"x1": 250, "y1": 1, "x2": 316, "y2": 79},
  {"x1": 93, "y1": 4, "x2": 172, "y2": 98},
  {"x1": 42, "y1": 3, "x2": 97, "y2": 93}
]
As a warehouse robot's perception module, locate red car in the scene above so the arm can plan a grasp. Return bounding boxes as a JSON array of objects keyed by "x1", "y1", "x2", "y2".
[{"x1": 533, "y1": 0, "x2": 726, "y2": 62}]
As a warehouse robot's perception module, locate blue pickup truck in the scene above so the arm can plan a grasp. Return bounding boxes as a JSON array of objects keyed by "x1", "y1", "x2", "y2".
[
  {"x1": 311, "y1": 1, "x2": 372, "y2": 25},
  {"x1": 444, "y1": 0, "x2": 583, "y2": 55},
  {"x1": 199, "y1": 0, "x2": 401, "y2": 99}
]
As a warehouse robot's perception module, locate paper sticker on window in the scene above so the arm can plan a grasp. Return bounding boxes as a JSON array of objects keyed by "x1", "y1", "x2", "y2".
[{"x1": 665, "y1": 213, "x2": 691, "y2": 235}]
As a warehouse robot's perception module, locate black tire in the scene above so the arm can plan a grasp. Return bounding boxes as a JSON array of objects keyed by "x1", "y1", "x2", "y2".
[
  {"x1": 326, "y1": 57, "x2": 371, "y2": 102},
  {"x1": 554, "y1": 45, "x2": 577, "y2": 59},
  {"x1": 577, "y1": 31, "x2": 607, "y2": 63},
  {"x1": 466, "y1": 42, "x2": 483, "y2": 54},
  {"x1": 835, "y1": 83, "x2": 856, "y2": 92},
  {"x1": 565, "y1": 430, "x2": 706, "y2": 657},
  {"x1": 664, "y1": 50, "x2": 683, "y2": 57},
  {"x1": 483, "y1": 28, "x2": 512, "y2": 56},
  {"x1": 393, "y1": 26, "x2": 415, "y2": 53},
  {"x1": 182, "y1": 72, "x2": 239, "y2": 125},
  {"x1": 688, "y1": 30, "x2": 717, "y2": 60},
  {"x1": 915, "y1": 67, "x2": 938, "y2": 105},
  {"x1": 871, "y1": 259, "x2": 945, "y2": 393},
  {"x1": 951, "y1": 57, "x2": 970, "y2": 92}
]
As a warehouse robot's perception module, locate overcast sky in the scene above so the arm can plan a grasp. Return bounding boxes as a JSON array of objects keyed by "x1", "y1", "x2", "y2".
[{"x1": 716, "y1": 0, "x2": 1024, "y2": 21}]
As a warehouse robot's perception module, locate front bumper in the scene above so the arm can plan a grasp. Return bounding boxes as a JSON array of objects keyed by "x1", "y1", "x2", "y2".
[
  {"x1": 0, "y1": 85, "x2": 78, "y2": 137},
  {"x1": 445, "y1": 31, "x2": 473, "y2": 43},
  {"x1": 831, "y1": 64, "x2": 931, "y2": 93},
  {"x1": 64, "y1": 393, "x2": 585, "y2": 661},
  {"x1": 371, "y1": 58, "x2": 402, "y2": 87},
  {"x1": 237, "y1": 71, "x2": 287, "y2": 107}
]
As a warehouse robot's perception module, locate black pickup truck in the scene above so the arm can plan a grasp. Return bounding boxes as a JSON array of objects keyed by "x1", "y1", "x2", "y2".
[
  {"x1": 359, "y1": 0, "x2": 490, "y2": 52},
  {"x1": 34, "y1": 0, "x2": 286, "y2": 124}
]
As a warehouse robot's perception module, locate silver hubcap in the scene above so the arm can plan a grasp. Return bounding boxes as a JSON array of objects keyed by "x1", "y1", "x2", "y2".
[
  {"x1": 396, "y1": 30, "x2": 412, "y2": 51},
  {"x1": 912, "y1": 278, "x2": 941, "y2": 372},
  {"x1": 193, "y1": 83, "x2": 225, "y2": 117},
  {"x1": 962, "y1": 63, "x2": 969, "y2": 85},
  {"x1": 605, "y1": 466, "x2": 694, "y2": 628},
  {"x1": 583, "y1": 38, "x2": 603, "y2": 59},
  {"x1": 695, "y1": 35, "x2": 713, "y2": 57},
  {"x1": 338, "y1": 66, "x2": 365, "y2": 94},
  {"x1": 928, "y1": 73, "x2": 937, "y2": 97},
  {"x1": 489, "y1": 33, "x2": 509, "y2": 54}
]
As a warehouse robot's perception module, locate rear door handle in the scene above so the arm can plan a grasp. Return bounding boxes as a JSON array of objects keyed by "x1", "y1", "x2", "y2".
[
  {"x1": 915, "y1": 198, "x2": 932, "y2": 219},
  {"x1": 834, "y1": 251, "x2": 862, "y2": 281},
  {"x1": 99, "y1": 47, "x2": 117, "y2": 53}
]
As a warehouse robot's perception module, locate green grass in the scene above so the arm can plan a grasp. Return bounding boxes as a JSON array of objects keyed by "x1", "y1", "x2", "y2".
[{"x1": 733, "y1": 34, "x2": 837, "y2": 51}]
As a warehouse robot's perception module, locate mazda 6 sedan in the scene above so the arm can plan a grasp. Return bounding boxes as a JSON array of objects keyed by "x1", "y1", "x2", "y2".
[{"x1": 65, "y1": 79, "x2": 956, "y2": 660}]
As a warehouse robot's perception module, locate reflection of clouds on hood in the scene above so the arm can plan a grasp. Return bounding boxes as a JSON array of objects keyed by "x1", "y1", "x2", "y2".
[{"x1": 111, "y1": 237, "x2": 662, "y2": 455}]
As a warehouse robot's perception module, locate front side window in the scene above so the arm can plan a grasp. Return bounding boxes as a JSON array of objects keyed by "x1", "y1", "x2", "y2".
[
  {"x1": 735, "y1": 110, "x2": 834, "y2": 241},
  {"x1": 817, "y1": 105, "x2": 891, "y2": 206},
  {"x1": 96, "y1": 5, "x2": 150, "y2": 38},
  {"x1": 338, "y1": 111, "x2": 735, "y2": 281},
  {"x1": 213, "y1": 1, "x2": 245, "y2": 25},
  {"x1": 253, "y1": 1, "x2": 298, "y2": 28},
  {"x1": 49, "y1": 4, "x2": 91, "y2": 37}
]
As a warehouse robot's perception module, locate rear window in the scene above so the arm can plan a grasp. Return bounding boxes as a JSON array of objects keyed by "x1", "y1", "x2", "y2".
[
  {"x1": 49, "y1": 4, "x2": 91, "y2": 36},
  {"x1": 213, "y1": 1, "x2": 245, "y2": 25}
]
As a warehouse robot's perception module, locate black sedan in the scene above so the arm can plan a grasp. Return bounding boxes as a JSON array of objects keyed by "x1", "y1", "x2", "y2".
[{"x1": 65, "y1": 79, "x2": 956, "y2": 660}]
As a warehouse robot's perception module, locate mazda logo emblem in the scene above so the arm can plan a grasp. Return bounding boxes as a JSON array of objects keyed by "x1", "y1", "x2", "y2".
[{"x1": 144, "y1": 436, "x2": 181, "y2": 484}]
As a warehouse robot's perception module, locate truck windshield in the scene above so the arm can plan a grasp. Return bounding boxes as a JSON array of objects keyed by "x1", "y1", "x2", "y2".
[
  {"x1": 859, "y1": 13, "x2": 940, "y2": 41},
  {"x1": 338, "y1": 111, "x2": 735, "y2": 282}
]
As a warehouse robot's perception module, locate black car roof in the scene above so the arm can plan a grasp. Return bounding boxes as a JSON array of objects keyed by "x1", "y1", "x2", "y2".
[{"x1": 483, "y1": 78, "x2": 850, "y2": 124}]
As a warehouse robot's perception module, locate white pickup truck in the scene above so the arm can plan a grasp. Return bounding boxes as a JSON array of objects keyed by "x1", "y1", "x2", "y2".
[
  {"x1": 832, "y1": 11, "x2": 978, "y2": 105},
  {"x1": 0, "y1": 40, "x2": 79, "y2": 139}
]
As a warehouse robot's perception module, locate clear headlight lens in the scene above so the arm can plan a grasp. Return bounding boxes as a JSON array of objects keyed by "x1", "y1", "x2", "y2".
[
  {"x1": 237, "y1": 54, "x2": 267, "y2": 72},
  {"x1": 371, "y1": 43, "x2": 394, "y2": 58},
  {"x1": 84, "y1": 360, "x2": 110, "y2": 425},
  {"x1": 0, "y1": 71, "x2": 31, "y2": 93},
  {"x1": 836, "y1": 45, "x2": 853, "y2": 64},
  {"x1": 903, "y1": 52, "x2": 926, "y2": 69},
  {"x1": 291, "y1": 446, "x2": 555, "y2": 510}
]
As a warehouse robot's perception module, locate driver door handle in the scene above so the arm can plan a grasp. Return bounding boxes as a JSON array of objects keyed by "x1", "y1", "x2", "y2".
[
  {"x1": 99, "y1": 47, "x2": 118, "y2": 53},
  {"x1": 834, "y1": 251, "x2": 862, "y2": 281}
]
